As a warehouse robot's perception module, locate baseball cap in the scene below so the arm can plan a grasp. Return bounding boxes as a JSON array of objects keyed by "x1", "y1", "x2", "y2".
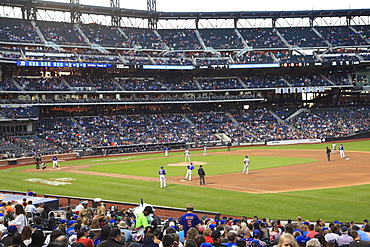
[
  {"x1": 324, "y1": 233, "x2": 336, "y2": 243},
  {"x1": 8, "y1": 225, "x2": 17, "y2": 233},
  {"x1": 94, "y1": 198, "x2": 102, "y2": 203},
  {"x1": 80, "y1": 225, "x2": 91, "y2": 232},
  {"x1": 208, "y1": 224, "x2": 216, "y2": 230},
  {"x1": 59, "y1": 219, "x2": 67, "y2": 224},
  {"x1": 144, "y1": 206, "x2": 154, "y2": 214},
  {"x1": 220, "y1": 219, "x2": 227, "y2": 224},
  {"x1": 253, "y1": 229, "x2": 261, "y2": 236},
  {"x1": 251, "y1": 239, "x2": 261, "y2": 247},
  {"x1": 341, "y1": 226, "x2": 348, "y2": 232},
  {"x1": 296, "y1": 236, "x2": 310, "y2": 244},
  {"x1": 352, "y1": 225, "x2": 360, "y2": 230},
  {"x1": 211, "y1": 230, "x2": 222, "y2": 239}
]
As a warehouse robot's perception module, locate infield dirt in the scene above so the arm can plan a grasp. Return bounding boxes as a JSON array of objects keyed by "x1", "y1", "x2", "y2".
[{"x1": 21, "y1": 149, "x2": 370, "y2": 194}]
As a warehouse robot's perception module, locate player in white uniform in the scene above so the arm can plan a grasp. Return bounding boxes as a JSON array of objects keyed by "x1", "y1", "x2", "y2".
[
  {"x1": 339, "y1": 144, "x2": 346, "y2": 158},
  {"x1": 52, "y1": 155, "x2": 59, "y2": 168},
  {"x1": 332, "y1": 142, "x2": 337, "y2": 154},
  {"x1": 164, "y1": 147, "x2": 169, "y2": 157},
  {"x1": 184, "y1": 149, "x2": 191, "y2": 162},
  {"x1": 242, "y1": 155, "x2": 250, "y2": 174},
  {"x1": 203, "y1": 146, "x2": 207, "y2": 156},
  {"x1": 184, "y1": 163, "x2": 194, "y2": 181}
]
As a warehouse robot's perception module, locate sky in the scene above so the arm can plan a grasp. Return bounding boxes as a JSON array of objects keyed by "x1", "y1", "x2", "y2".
[{"x1": 48, "y1": 0, "x2": 370, "y2": 12}]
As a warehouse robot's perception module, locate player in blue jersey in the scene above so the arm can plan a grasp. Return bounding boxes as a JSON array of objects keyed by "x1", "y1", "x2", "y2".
[
  {"x1": 179, "y1": 204, "x2": 200, "y2": 237},
  {"x1": 339, "y1": 144, "x2": 346, "y2": 158},
  {"x1": 164, "y1": 146, "x2": 169, "y2": 157},
  {"x1": 52, "y1": 155, "x2": 59, "y2": 168},
  {"x1": 159, "y1": 166, "x2": 166, "y2": 188},
  {"x1": 184, "y1": 163, "x2": 194, "y2": 181}
]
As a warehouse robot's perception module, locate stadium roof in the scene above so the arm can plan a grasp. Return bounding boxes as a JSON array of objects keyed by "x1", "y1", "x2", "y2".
[{"x1": 1, "y1": 0, "x2": 370, "y2": 20}]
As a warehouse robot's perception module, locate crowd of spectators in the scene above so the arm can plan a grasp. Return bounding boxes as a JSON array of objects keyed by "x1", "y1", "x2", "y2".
[
  {"x1": 1, "y1": 106, "x2": 370, "y2": 157},
  {"x1": 0, "y1": 71, "x2": 353, "y2": 93},
  {"x1": 0, "y1": 199, "x2": 369, "y2": 247},
  {"x1": 1, "y1": 17, "x2": 370, "y2": 64}
]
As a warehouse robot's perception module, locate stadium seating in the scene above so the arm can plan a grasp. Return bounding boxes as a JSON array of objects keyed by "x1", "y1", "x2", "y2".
[{"x1": 1, "y1": 106, "x2": 370, "y2": 157}]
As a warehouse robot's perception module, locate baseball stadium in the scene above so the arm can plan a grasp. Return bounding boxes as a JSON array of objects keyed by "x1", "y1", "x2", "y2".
[{"x1": 0, "y1": 0, "x2": 370, "y2": 246}]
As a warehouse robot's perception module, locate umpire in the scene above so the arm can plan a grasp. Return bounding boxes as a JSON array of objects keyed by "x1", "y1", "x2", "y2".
[{"x1": 198, "y1": 165, "x2": 206, "y2": 185}]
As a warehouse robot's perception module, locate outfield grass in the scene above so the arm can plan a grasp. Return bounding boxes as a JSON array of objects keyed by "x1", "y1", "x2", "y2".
[{"x1": 1, "y1": 139, "x2": 369, "y2": 222}]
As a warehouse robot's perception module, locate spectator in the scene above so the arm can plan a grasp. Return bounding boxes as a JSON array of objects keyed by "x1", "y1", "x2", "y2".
[
  {"x1": 21, "y1": 225, "x2": 33, "y2": 246},
  {"x1": 25, "y1": 201, "x2": 37, "y2": 214},
  {"x1": 9, "y1": 204, "x2": 27, "y2": 233},
  {"x1": 76, "y1": 226, "x2": 93, "y2": 247},
  {"x1": 349, "y1": 231, "x2": 370, "y2": 247},
  {"x1": 28, "y1": 229, "x2": 45, "y2": 247},
  {"x1": 97, "y1": 227, "x2": 124, "y2": 247},
  {"x1": 277, "y1": 233, "x2": 298, "y2": 247}
]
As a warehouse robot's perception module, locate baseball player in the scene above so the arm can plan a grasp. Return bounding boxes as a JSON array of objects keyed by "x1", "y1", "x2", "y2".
[
  {"x1": 332, "y1": 142, "x2": 337, "y2": 154},
  {"x1": 184, "y1": 163, "x2": 194, "y2": 181},
  {"x1": 159, "y1": 166, "x2": 166, "y2": 188},
  {"x1": 339, "y1": 144, "x2": 346, "y2": 159},
  {"x1": 164, "y1": 146, "x2": 169, "y2": 157},
  {"x1": 184, "y1": 149, "x2": 191, "y2": 162},
  {"x1": 203, "y1": 146, "x2": 207, "y2": 156},
  {"x1": 52, "y1": 155, "x2": 59, "y2": 168},
  {"x1": 242, "y1": 155, "x2": 250, "y2": 174}
]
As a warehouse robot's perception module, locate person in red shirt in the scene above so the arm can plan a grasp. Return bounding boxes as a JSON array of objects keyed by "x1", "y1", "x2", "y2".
[
  {"x1": 76, "y1": 225, "x2": 93, "y2": 247},
  {"x1": 204, "y1": 228, "x2": 214, "y2": 243},
  {"x1": 306, "y1": 224, "x2": 320, "y2": 239}
]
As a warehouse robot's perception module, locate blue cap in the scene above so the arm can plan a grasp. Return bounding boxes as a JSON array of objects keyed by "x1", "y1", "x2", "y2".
[
  {"x1": 251, "y1": 239, "x2": 261, "y2": 247},
  {"x1": 253, "y1": 229, "x2": 261, "y2": 236},
  {"x1": 220, "y1": 219, "x2": 227, "y2": 224},
  {"x1": 8, "y1": 225, "x2": 17, "y2": 233},
  {"x1": 60, "y1": 219, "x2": 67, "y2": 224},
  {"x1": 296, "y1": 236, "x2": 310, "y2": 244},
  {"x1": 208, "y1": 224, "x2": 216, "y2": 230}
]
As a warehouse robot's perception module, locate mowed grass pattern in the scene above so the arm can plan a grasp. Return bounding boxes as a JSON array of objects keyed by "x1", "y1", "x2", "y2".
[{"x1": 1, "y1": 140, "x2": 369, "y2": 222}]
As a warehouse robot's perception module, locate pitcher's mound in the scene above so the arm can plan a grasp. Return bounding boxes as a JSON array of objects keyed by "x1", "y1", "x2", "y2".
[{"x1": 167, "y1": 161, "x2": 207, "y2": 167}]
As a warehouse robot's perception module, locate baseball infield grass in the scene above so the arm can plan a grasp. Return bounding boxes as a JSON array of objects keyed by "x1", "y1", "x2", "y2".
[{"x1": 1, "y1": 139, "x2": 369, "y2": 223}]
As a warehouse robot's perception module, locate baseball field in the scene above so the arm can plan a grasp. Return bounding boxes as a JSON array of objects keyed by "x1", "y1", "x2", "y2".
[{"x1": 1, "y1": 139, "x2": 369, "y2": 223}]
